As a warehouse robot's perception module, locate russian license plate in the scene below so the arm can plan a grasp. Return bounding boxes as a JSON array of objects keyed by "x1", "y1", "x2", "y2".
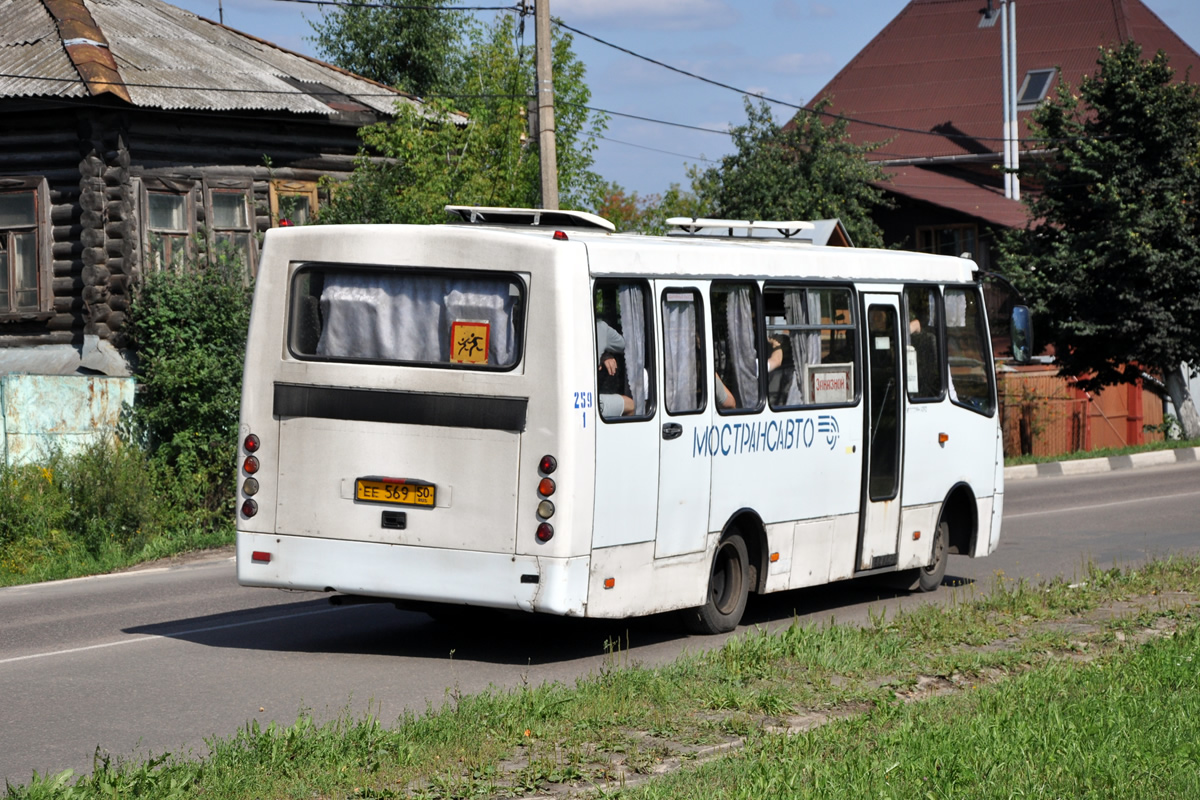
[{"x1": 355, "y1": 477, "x2": 436, "y2": 507}]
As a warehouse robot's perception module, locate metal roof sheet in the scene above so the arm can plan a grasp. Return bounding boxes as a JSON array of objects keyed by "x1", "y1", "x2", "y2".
[
  {"x1": 0, "y1": 0, "x2": 450, "y2": 120},
  {"x1": 0, "y1": 0, "x2": 58, "y2": 46},
  {"x1": 881, "y1": 166, "x2": 1031, "y2": 228},
  {"x1": 0, "y1": 40, "x2": 88, "y2": 97}
]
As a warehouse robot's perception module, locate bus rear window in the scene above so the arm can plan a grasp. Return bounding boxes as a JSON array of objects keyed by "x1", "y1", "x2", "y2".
[{"x1": 288, "y1": 266, "x2": 524, "y2": 369}]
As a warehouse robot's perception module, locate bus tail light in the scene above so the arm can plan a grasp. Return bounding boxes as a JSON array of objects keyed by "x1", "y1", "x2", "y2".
[
  {"x1": 241, "y1": 433, "x2": 262, "y2": 519},
  {"x1": 538, "y1": 477, "x2": 556, "y2": 497},
  {"x1": 536, "y1": 523, "x2": 554, "y2": 542},
  {"x1": 537, "y1": 500, "x2": 555, "y2": 519},
  {"x1": 539, "y1": 455, "x2": 557, "y2": 475},
  {"x1": 251, "y1": 550, "x2": 271, "y2": 563}
]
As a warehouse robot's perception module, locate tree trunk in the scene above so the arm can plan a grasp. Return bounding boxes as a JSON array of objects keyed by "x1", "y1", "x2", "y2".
[{"x1": 1165, "y1": 364, "x2": 1200, "y2": 439}]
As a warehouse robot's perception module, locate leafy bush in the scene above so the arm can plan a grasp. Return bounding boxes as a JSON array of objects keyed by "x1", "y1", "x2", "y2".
[
  {"x1": 0, "y1": 441, "x2": 206, "y2": 583},
  {"x1": 125, "y1": 252, "x2": 253, "y2": 528}
]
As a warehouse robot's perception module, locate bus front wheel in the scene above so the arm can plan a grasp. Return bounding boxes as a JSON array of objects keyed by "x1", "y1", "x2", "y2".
[{"x1": 682, "y1": 534, "x2": 749, "y2": 634}]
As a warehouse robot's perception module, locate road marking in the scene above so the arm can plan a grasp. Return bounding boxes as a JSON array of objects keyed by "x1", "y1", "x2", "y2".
[
  {"x1": 1004, "y1": 489, "x2": 1200, "y2": 520},
  {"x1": 0, "y1": 604, "x2": 355, "y2": 666}
]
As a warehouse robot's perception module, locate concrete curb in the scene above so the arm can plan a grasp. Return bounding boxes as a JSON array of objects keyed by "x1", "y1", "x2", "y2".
[{"x1": 1004, "y1": 446, "x2": 1200, "y2": 482}]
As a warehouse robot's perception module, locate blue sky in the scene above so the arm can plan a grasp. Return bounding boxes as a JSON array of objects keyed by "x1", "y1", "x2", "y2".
[{"x1": 171, "y1": 0, "x2": 1200, "y2": 199}]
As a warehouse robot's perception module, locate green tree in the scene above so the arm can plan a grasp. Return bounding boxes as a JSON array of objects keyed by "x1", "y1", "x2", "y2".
[
  {"x1": 307, "y1": 0, "x2": 466, "y2": 96},
  {"x1": 318, "y1": 14, "x2": 607, "y2": 224},
  {"x1": 696, "y1": 97, "x2": 890, "y2": 247},
  {"x1": 596, "y1": 175, "x2": 715, "y2": 235},
  {"x1": 1001, "y1": 43, "x2": 1200, "y2": 438}
]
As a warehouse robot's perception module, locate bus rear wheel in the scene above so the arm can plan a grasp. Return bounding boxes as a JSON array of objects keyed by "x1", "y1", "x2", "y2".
[
  {"x1": 682, "y1": 533, "x2": 749, "y2": 634},
  {"x1": 892, "y1": 519, "x2": 948, "y2": 593}
]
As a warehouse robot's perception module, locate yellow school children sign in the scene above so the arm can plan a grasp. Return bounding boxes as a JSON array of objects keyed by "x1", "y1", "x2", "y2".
[{"x1": 450, "y1": 321, "x2": 490, "y2": 364}]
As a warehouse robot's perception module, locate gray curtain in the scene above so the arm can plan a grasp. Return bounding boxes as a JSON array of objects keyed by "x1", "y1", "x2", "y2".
[
  {"x1": 784, "y1": 289, "x2": 822, "y2": 404},
  {"x1": 316, "y1": 273, "x2": 517, "y2": 365},
  {"x1": 663, "y1": 294, "x2": 700, "y2": 412},
  {"x1": 726, "y1": 286, "x2": 759, "y2": 408},
  {"x1": 618, "y1": 284, "x2": 648, "y2": 415}
]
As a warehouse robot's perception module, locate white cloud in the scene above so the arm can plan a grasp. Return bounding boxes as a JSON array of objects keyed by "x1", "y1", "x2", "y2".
[{"x1": 565, "y1": 0, "x2": 741, "y2": 31}]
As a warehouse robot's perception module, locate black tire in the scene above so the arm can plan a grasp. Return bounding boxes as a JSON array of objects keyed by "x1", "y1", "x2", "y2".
[
  {"x1": 682, "y1": 534, "x2": 750, "y2": 634},
  {"x1": 888, "y1": 519, "x2": 948, "y2": 593}
]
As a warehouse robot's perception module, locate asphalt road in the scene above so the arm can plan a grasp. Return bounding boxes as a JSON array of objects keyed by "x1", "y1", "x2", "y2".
[{"x1": 3, "y1": 461, "x2": 1199, "y2": 786}]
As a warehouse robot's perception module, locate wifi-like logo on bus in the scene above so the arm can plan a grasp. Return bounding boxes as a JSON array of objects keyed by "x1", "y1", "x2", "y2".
[{"x1": 817, "y1": 415, "x2": 840, "y2": 450}]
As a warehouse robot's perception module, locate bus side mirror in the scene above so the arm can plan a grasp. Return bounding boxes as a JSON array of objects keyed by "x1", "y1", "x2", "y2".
[{"x1": 1010, "y1": 305, "x2": 1033, "y2": 365}]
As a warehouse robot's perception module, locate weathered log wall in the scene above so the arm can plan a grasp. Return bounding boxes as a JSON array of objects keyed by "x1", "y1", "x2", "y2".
[{"x1": 0, "y1": 103, "x2": 372, "y2": 349}]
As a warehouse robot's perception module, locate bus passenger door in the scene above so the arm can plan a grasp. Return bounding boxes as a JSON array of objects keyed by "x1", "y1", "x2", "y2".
[
  {"x1": 858, "y1": 294, "x2": 904, "y2": 571},
  {"x1": 655, "y1": 284, "x2": 712, "y2": 559},
  {"x1": 593, "y1": 280, "x2": 659, "y2": 549}
]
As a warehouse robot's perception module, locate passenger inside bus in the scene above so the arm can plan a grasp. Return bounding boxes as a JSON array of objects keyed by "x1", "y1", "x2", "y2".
[{"x1": 596, "y1": 319, "x2": 634, "y2": 417}]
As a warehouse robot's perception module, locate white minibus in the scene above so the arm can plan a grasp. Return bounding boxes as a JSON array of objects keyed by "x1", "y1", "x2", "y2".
[{"x1": 236, "y1": 207, "x2": 1030, "y2": 633}]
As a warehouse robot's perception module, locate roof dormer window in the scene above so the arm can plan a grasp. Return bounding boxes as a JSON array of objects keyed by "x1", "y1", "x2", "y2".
[{"x1": 1017, "y1": 68, "x2": 1056, "y2": 107}]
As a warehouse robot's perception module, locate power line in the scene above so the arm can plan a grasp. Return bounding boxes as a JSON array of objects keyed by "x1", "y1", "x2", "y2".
[
  {"x1": 594, "y1": 134, "x2": 718, "y2": 163},
  {"x1": 262, "y1": 0, "x2": 516, "y2": 9},
  {"x1": 558, "y1": 101, "x2": 731, "y2": 136},
  {"x1": 554, "y1": 17, "x2": 1033, "y2": 146}
]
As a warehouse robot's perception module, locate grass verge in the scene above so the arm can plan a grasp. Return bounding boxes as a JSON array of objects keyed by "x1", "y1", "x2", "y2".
[{"x1": 6, "y1": 556, "x2": 1200, "y2": 799}]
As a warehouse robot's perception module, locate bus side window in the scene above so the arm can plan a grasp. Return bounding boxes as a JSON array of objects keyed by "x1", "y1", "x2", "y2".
[
  {"x1": 764, "y1": 285, "x2": 857, "y2": 409},
  {"x1": 661, "y1": 288, "x2": 706, "y2": 415},
  {"x1": 903, "y1": 284, "x2": 944, "y2": 401},
  {"x1": 710, "y1": 283, "x2": 764, "y2": 414},
  {"x1": 595, "y1": 280, "x2": 654, "y2": 421},
  {"x1": 945, "y1": 287, "x2": 995, "y2": 414}
]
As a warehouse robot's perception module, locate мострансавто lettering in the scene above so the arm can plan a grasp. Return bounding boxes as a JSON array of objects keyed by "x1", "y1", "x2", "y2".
[{"x1": 692, "y1": 415, "x2": 840, "y2": 457}]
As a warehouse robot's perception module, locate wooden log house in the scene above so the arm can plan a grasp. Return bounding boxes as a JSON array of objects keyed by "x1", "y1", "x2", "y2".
[{"x1": 0, "y1": 0, "x2": 448, "y2": 374}]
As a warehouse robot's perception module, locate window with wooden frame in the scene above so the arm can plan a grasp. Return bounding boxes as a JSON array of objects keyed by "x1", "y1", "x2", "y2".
[
  {"x1": 143, "y1": 184, "x2": 194, "y2": 271},
  {"x1": 205, "y1": 181, "x2": 256, "y2": 279},
  {"x1": 0, "y1": 178, "x2": 52, "y2": 319},
  {"x1": 915, "y1": 224, "x2": 978, "y2": 260},
  {"x1": 269, "y1": 180, "x2": 318, "y2": 227}
]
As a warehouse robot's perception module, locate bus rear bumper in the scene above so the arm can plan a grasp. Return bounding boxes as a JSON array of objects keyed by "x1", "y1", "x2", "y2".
[{"x1": 236, "y1": 531, "x2": 589, "y2": 616}]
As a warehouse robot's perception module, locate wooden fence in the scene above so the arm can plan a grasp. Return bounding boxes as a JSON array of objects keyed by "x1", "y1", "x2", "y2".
[{"x1": 997, "y1": 368, "x2": 1165, "y2": 458}]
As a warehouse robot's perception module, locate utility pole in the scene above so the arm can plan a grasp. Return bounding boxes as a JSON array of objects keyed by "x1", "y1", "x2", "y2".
[
  {"x1": 998, "y1": 0, "x2": 1020, "y2": 200},
  {"x1": 534, "y1": 0, "x2": 559, "y2": 209}
]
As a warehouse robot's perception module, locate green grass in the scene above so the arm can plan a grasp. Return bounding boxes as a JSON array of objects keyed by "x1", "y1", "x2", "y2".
[
  {"x1": 625, "y1": 626, "x2": 1200, "y2": 799},
  {"x1": 0, "y1": 441, "x2": 234, "y2": 587},
  {"x1": 6, "y1": 557, "x2": 1200, "y2": 799},
  {"x1": 1004, "y1": 436, "x2": 1200, "y2": 467}
]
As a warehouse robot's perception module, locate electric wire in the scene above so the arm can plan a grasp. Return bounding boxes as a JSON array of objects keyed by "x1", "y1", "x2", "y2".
[
  {"x1": 554, "y1": 17, "x2": 1045, "y2": 145},
  {"x1": 594, "y1": 134, "x2": 718, "y2": 163}
]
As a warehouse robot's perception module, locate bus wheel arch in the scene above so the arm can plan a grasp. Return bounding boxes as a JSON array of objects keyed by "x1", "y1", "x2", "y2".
[
  {"x1": 724, "y1": 509, "x2": 768, "y2": 593},
  {"x1": 939, "y1": 482, "x2": 978, "y2": 556}
]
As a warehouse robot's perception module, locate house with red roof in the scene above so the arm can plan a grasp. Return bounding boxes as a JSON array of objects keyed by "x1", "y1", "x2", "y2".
[{"x1": 809, "y1": 0, "x2": 1200, "y2": 271}]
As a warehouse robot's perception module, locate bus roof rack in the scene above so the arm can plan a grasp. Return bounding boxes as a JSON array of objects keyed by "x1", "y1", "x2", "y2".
[
  {"x1": 667, "y1": 217, "x2": 816, "y2": 238},
  {"x1": 445, "y1": 205, "x2": 616, "y2": 233}
]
